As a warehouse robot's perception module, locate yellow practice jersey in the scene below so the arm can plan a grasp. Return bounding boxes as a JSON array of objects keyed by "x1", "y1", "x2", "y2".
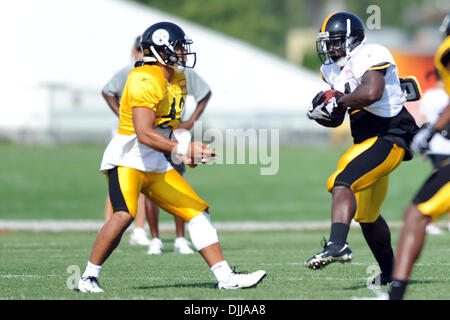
[
  {"x1": 435, "y1": 36, "x2": 450, "y2": 96},
  {"x1": 118, "y1": 64, "x2": 187, "y2": 135}
]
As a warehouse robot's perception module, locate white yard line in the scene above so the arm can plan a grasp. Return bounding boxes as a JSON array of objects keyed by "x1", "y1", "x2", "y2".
[{"x1": 0, "y1": 219, "x2": 438, "y2": 232}]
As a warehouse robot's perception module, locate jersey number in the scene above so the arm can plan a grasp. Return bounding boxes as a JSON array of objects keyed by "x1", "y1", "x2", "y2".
[{"x1": 162, "y1": 97, "x2": 185, "y2": 121}]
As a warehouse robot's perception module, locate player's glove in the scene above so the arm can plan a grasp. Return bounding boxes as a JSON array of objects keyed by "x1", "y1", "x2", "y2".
[
  {"x1": 307, "y1": 90, "x2": 342, "y2": 121},
  {"x1": 410, "y1": 123, "x2": 437, "y2": 155}
]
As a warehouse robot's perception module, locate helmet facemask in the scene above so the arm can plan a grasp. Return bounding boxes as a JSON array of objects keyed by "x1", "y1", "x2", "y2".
[
  {"x1": 316, "y1": 32, "x2": 348, "y2": 66},
  {"x1": 150, "y1": 37, "x2": 196, "y2": 72}
]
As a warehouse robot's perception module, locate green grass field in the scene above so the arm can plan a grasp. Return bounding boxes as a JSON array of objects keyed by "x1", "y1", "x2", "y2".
[
  {"x1": 1, "y1": 229, "x2": 449, "y2": 300},
  {"x1": 0, "y1": 142, "x2": 433, "y2": 222},
  {"x1": 1, "y1": 141, "x2": 448, "y2": 301}
]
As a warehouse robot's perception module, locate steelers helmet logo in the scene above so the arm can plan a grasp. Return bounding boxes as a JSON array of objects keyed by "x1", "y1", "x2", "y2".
[{"x1": 152, "y1": 29, "x2": 170, "y2": 46}]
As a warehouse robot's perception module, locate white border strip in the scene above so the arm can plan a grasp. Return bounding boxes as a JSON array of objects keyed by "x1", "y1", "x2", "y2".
[{"x1": 0, "y1": 219, "x2": 431, "y2": 232}]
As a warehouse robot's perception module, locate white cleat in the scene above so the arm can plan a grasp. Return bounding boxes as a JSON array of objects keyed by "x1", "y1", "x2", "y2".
[
  {"x1": 129, "y1": 228, "x2": 151, "y2": 246},
  {"x1": 174, "y1": 237, "x2": 195, "y2": 254},
  {"x1": 426, "y1": 224, "x2": 444, "y2": 235},
  {"x1": 218, "y1": 270, "x2": 266, "y2": 290},
  {"x1": 147, "y1": 238, "x2": 163, "y2": 255},
  {"x1": 77, "y1": 276, "x2": 104, "y2": 293}
]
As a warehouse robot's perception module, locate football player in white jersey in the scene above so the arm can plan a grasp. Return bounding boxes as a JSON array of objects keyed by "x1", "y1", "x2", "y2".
[{"x1": 305, "y1": 12, "x2": 419, "y2": 286}]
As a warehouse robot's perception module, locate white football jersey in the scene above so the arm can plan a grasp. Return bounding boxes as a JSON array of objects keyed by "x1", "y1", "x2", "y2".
[
  {"x1": 419, "y1": 88, "x2": 450, "y2": 155},
  {"x1": 320, "y1": 42, "x2": 406, "y2": 118},
  {"x1": 100, "y1": 127, "x2": 173, "y2": 174}
]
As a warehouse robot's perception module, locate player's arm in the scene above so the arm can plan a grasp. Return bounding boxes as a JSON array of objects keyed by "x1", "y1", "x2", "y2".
[
  {"x1": 434, "y1": 103, "x2": 450, "y2": 131},
  {"x1": 101, "y1": 91, "x2": 120, "y2": 117},
  {"x1": 177, "y1": 91, "x2": 212, "y2": 130},
  {"x1": 337, "y1": 70, "x2": 385, "y2": 110},
  {"x1": 133, "y1": 107, "x2": 178, "y2": 153},
  {"x1": 132, "y1": 107, "x2": 215, "y2": 162}
]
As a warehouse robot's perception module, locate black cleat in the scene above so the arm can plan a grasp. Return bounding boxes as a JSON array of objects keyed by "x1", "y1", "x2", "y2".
[{"x1": 305, "y1": 238, "x2": 353, "y2": 270}]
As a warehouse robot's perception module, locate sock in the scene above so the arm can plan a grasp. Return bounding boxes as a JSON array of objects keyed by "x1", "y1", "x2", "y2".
[
  {"x1": 377, "y1": 248, "x2": 394, "y2": 280},
  {"x1": 211, "y1": 260, "x2": 233, "y2": 283},
  {"x1": 82, "y1": 261, "x2": 102, "y2": 279},
  {"x1": 360, "y1": 216, "x2": 394, "y2": 279},
  {"x1": 389, "y1": 279, "x2": 408, "y2": 300},
  {"x1": 329, "y1": 222, "x2": 350, "y2": 246}
]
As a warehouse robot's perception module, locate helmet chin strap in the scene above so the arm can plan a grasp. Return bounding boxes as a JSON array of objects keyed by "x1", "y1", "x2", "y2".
[
  {"x1": 141, "y1": 56, "x2": 157, "y2": 63},
  {"x1": 150, "y1": 44, "x2": 183, "y2": 71},
  {"x1": 150, "y1": 46, "x2": 167, "y2": 65},
  {"x1": 148, "y1": 46, "x2": 185, "y2": 72}
]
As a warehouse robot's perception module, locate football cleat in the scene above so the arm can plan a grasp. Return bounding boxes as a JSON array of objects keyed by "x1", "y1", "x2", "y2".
[
  {"x1": 305, "y1": 238, "x2": 353, "y2": 270},
  {"x1": 129, "y1": 228, "x2": 151, "y2": 246},
  {"x1": 147, "y1": 238, "x2": 163, "y2": 255},
  {"x1": 174, "y1": 237, "x2": 195, "y2": 254},
  {"x1": 218, "y1": 270, "x2": 266, "y2": 290},
  {"x1": 76, "y1": 276, "x2": 104, "y2": 293},
  {"x1": 425, "y1": 223, "x2": 444, "y2": 235}
]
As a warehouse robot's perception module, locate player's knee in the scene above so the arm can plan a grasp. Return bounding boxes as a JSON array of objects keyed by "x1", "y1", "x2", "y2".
[
  {"x1": 404, "y1": 204, "x2": 430, "y2": 224},
  {"x1": 354, "y1": 215, "x2": 378, "y2": 224},
  {"x1": 331, "y1": 184, "x2": 353, "y2": 193},
  {"x1": 187, "y1": 212, "x2": 219, "y2": 251}
]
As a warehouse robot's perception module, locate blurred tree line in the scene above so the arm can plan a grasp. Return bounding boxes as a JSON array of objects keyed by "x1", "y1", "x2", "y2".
[{"x1": 133, "y1": 0, "x2": 435, "y2": 70}]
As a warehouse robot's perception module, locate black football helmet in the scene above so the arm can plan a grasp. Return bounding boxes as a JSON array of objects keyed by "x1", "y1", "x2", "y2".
[
  {"x1": 140, "y1": 21, "x2": 196, "y2": 71},
  {"x1": 316, "y1": 12, "x2": 365, "y2": 66},
  {"x1": 440, "y1": 14, "x2": 450, "y2": 38}
]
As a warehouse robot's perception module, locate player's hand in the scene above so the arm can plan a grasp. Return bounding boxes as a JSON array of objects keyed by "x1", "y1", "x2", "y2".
[
  {"x1": 177, "y1": 120, "x2": 195, "y2": 130},
  {"x1": 307, "y1": 90, "x2": 341, "y2": 121},
  {"x1": 177, "y1": 154, "x2": 198, "y2": 167},
  {"x1": 186, "y1": 142, "x2": 216, "y2": 164},
  {"x1": 410, "y1": 123, "x2": 437, "y2": 155}
]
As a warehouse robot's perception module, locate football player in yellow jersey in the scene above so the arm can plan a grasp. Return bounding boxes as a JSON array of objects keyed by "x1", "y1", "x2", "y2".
[
  {"x1": 388, "y1": 15, "x2": 450, "y2": 300},
  {"x1": 77, "y1": 22, "x2": 266, "y2": 293}
]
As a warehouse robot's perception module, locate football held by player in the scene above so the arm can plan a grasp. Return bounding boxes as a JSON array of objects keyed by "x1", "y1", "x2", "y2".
[
  {"x1": 305, "y1": 12, "x2": 419, "y2": 287},
  {"x1": 77, "y1": 22, "x2": 266, "y2": 293}
]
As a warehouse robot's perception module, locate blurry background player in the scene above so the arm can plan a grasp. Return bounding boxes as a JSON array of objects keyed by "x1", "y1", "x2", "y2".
[
  {"x1": 102, "y1": 36, "x2": 149, "y2": 245},
  {"x1": 102, "y1": 35, "x2": 212, "y2": 255},
  {"x1": 388, "y1": 14, "x2": 450, "y2": 300},
  {"x1": 146, "y1": 72, "x2": 211, "y2": 255},
  {"x1": 78, "y1": 21, "x2": 266, "y2": 293},
  {"x1": 418, "y1": 69, "x2": 450, "y2": 234},
  {"x1": 305, "y1": 12, "x2": 419, "y2": 288}
]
